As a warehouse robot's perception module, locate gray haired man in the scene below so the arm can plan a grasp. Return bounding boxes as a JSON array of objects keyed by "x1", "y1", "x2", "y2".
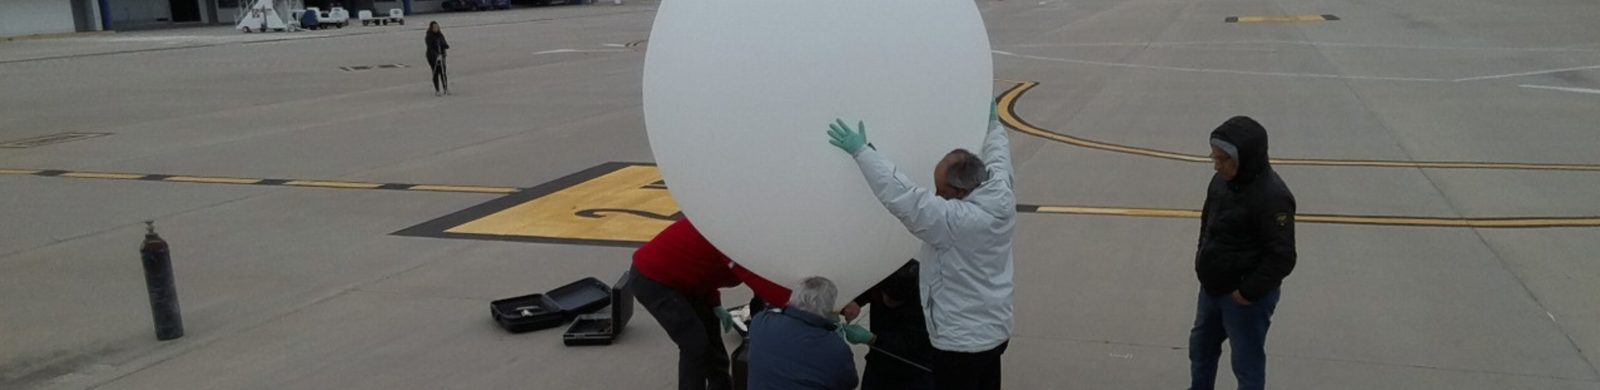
[
  {"x1": 827, "y1": 100, "x2": 1016, "y2": 390},
  {"x1": 747, "y1": 277, "x2": 860, "y2": 390}
]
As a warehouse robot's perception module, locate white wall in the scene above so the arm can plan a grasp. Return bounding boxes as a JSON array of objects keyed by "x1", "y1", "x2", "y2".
[{"x1": 0, "y1": 0, "x2": 78, "y2": 37}]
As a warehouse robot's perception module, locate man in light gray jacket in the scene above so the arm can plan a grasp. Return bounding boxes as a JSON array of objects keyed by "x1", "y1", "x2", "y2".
[{"x1": 826, "y1": 99, "x2": 1016, "y2": 390}]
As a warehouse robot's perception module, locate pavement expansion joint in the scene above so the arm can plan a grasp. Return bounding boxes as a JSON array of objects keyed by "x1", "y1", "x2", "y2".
[
  {"x1": 0, "y1": 168, "x2": 521, "y2": 194},
  {"x1": 0, "y1": 132, "x2": 111, "y2": 148}
]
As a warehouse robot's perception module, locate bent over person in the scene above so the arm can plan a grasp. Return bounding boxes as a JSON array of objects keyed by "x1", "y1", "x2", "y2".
[{"x1": 631, "y1": 219, "x2": 792, "y2": 390}]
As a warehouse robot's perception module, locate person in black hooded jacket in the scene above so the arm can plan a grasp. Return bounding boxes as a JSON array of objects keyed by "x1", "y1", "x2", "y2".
[
  {"x1": 1188, "y1": 116, "x2": 1296, "y2": 390},
  {"x1": 838, "y1": 260, "x2": 933, "y2": 390},
  {"x1": 425, "y1": 21, "x2": 450, "y2": 96}
]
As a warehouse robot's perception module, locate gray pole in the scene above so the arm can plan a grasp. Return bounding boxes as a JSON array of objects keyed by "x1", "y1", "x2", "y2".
[{"x1": 140, "y1": 221, "x2": 184, "y2": 341}]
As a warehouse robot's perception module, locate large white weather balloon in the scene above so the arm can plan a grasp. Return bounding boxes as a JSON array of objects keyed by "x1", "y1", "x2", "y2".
[{"x1": 643, "y1": 0, "x2": 994, "y2": 304}]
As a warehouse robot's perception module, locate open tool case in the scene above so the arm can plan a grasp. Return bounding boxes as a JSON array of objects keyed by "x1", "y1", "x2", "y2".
[
  {"x1": 490, "y1": 277, "x2": 612, "y2": 333},
  {"x1": 563, "y1": 271, "x2": 634, "y2": 346}
]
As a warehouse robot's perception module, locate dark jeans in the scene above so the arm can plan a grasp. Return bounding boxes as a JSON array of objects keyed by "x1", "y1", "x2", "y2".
[
  {"x1": 930, "y1": 341, "x2": 1007, "y2": 390},
  {"x1": 428, "y1": 56, "x2": 448, "y2": 92},
  {"x1": 631, "y1": 266, "x2": 731, "y2": 390},
  {"x1": 862, "y1": 362, "x2": 934, "y2": 390},
  {"x1": 1188, "y1": 288, "x2": 1280, "y2": 390}
]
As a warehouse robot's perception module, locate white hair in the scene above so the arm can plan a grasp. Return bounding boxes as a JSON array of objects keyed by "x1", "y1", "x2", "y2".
[{"x1": 788, "y1": 276, "x2": 838, "y2": 318}]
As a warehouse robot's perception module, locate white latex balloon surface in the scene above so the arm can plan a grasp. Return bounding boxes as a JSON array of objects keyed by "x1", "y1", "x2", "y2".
[{"x1": 643, "y1": 0, "x2": 994, "y2": 304}]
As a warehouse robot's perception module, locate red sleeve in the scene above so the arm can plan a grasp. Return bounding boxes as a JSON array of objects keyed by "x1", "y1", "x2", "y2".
[
  {"x1": 732, "y1": 264, "x2": 791, "y2": 307},
  {"x1": 635, "y1": 219, "x2": 741, "y2": 302}
]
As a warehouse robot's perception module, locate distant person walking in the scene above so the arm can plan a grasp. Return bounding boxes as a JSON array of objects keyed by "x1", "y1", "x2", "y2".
[
  {"x1": 425, "y1": 21, "x2": 450, "y2": 96},
  {"x1": 1189, "y1": 116, "x2": 1297, "y2": 390}
]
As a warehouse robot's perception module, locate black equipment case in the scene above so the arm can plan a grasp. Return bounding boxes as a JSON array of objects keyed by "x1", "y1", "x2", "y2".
[
  {"x1": 490, "y1": 277, "x2": 612, "y2": 333},
  {"x1": 563, "y1": 271, "x2": 635, "y2": 346}
]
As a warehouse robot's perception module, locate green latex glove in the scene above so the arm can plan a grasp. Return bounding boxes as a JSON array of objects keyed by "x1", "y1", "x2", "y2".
[
  {"x1": 990, "y1": 98, "x2": 1000, "y2": 122},
  {"x1": 840, "y1": 324, "x2": 874, "y2": 345},
  {"x1": 827, "y1": 119, "x2": 868, "y2": 155},
  {"x1": 712, "y1": 307, "x2": 734, "y2": 333}
]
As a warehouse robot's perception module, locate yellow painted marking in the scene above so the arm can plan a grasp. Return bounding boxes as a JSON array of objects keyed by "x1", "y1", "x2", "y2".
[
  {"x1": 166, "y1": 176, "x2": 263, "y2": 185},
  {"x1": 447, "y1": 165, "x2": 679, "y2": 242},
  {"x1": 1035, "y1": 206, "x2": 1201, "y2": 219},
  {"x1": 997, "y1": 81, "x2": 1600, "y2": 172},
  {"x1": 1030, "y1": 206, "x2": 1600, "y2": 228},
  {"x1": 409, "y1": 185, "x2": 520, "y2": 194},
  {"x1": 999, "y1": 82, "x2": 1209, "y2": 163},
  {"x1": 1271, "y1": 159, "x2": 1600, "y2": 171},
  {"x1": 1235, "y1": 15, "x2": 1329, "y2": 23},
  {"x1": 285, "y1": 180, "x2": 384, "y2": 189},
  {"x1": 60, "y1": 172, "x2": 146, "y2": 180},
  {"x1": 0, "y1": 168, "x2": 41, "y2": 175},
  {"x1": 1299, "y1": 215, "x2": 1600, "y2": 228}
]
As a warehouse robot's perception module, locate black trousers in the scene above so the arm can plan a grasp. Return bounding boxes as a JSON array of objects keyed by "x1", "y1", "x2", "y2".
[
  {"x1": 630, "y1": 266, "x2": 731, "y2": 390},
  {"x1": 862, "y1": 361, "x2": 935, "y2": 390},
  {"x1": 428, "y1": 56, "x2": 448, "y2": 92},
  {"x1": 930, "y1": 341, "x2": 1008, "y2": 390}
]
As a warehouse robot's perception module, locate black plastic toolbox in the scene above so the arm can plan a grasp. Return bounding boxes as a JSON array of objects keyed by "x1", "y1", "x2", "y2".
[
  {"x1": 564, "y1": 271, "x2": 634, "y2": 346},
  {"x1": 491, "y1": 277, "x2": 612, "y2": 333}
]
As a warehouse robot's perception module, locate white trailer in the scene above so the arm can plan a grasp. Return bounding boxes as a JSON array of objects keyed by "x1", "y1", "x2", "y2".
[
  {"x1": 309, "y1": 7, "x2": 350, "y2": 29},
  {"x1": 359, "y1": 9, "x2": 405, "y2": 26}
]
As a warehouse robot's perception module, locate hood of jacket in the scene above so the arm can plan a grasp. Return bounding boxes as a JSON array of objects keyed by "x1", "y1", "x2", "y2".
[{"x1": 1210, "y1": 116, "x2": 1271, "y2": 189}]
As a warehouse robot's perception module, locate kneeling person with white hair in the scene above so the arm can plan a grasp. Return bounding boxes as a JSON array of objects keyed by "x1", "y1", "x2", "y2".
[{"x1": 748, "y1": 276, "x2": 859, "y2": 390}]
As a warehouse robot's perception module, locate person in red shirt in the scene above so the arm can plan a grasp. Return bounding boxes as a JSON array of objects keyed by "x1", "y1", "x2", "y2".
[{"x1": 629, "y1": 218, "x2": 791, "y2": 390}]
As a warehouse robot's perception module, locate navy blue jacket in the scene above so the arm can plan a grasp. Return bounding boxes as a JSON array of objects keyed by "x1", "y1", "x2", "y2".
[{"x1": 748, "y1": 309, "x2": 858, "y2": 390}]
